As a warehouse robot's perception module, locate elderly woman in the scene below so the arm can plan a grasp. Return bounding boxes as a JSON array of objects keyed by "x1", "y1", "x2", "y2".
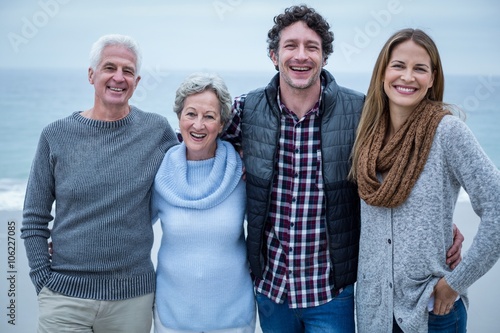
[{"x1": 151, "y1": 73, "x2": 256, "y2": 333}]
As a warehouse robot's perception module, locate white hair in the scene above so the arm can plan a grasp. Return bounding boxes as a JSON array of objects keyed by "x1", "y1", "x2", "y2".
[{"x1": 89, "y1": 34, "x2": 142, "y2": 75}]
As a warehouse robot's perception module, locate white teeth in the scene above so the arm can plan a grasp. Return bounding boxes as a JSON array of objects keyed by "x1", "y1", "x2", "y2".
[
  {"x1": 191, "y1": 133, "x2": 206, "y2": 138},
  {"x1": 396, "y1": 86, "x2": 415, "y2": 93},
  {"x1": 109, "y1": 87, "x2": 124, "y2": 92},
  {"x1": 291, "y1": 67, "x2": 308, "y2": 71}
]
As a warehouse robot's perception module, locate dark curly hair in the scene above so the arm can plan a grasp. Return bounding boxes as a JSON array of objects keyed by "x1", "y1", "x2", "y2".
[{"x1": 267, "y1": 5, "x2": 334, "y2": 69}]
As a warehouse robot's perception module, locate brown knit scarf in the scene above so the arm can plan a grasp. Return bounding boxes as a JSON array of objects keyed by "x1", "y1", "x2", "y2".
[{"x1": 357, "y1": 102, "x2": 450, "y2": 208}]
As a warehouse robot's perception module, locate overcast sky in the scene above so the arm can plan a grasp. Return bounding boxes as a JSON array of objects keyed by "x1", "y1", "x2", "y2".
[{"x1": 1, "y1": 0, "x2": 499, "y2": 75}]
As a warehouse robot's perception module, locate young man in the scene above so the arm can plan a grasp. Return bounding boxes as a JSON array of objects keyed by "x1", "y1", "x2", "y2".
[
  {"x1": 21, "y1": 34, "x2": 178, "y2": 332},
  {"x1": 223, "y1": 5, "x2": 463, "y2": 332}
]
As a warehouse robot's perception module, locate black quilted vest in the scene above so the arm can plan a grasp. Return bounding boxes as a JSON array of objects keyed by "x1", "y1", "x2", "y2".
[{"x1": 242, "y1": 70, "x2": 364, "y2": 289}]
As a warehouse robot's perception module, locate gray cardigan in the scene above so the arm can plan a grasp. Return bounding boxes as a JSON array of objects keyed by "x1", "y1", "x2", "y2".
[{"x1": 356, "y1": 115, "x2": 500, "y2": 333}]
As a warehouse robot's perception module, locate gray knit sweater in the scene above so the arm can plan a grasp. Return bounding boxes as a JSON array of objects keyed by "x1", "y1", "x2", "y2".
[
  {"x1": 356, "y1": 115, "x2": 500, "y2": 333},
  {"x1": 21, "y1": 107, "x2": 178, "y2": 300}
]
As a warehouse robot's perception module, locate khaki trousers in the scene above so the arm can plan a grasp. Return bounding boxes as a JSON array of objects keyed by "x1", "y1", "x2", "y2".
[{"x1": 38, "y1": 287, "x2": 154, "y2": 333}]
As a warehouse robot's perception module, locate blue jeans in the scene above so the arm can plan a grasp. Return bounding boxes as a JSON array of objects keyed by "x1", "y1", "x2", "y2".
[
  {"x1": 256, "y1": 284, "x2": 355, "y2": 333},
  {"x1": 428, "y1": 298, "x2": 467, "y2": 333},
  {"x1": 392, "y1": 298, "x2": 467, "y2": 333}
]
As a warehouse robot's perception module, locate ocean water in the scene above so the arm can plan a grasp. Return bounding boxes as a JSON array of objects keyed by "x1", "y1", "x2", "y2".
[{"x1": 1, "y1": 68, "x2": 499, "y2": 210}]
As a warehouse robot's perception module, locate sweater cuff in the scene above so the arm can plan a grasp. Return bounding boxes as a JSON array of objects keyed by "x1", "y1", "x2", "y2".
[
  {"x1": 30, "y1": 266, "x2": 52, "y2": 294},
  {"x1": 23, "y1": 236, "x2": 52, "y2": 294}
]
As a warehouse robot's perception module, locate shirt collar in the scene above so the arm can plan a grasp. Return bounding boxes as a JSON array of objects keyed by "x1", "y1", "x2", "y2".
[{"x1": 277, "y1": 75, "x2": 325, "y2": 117}]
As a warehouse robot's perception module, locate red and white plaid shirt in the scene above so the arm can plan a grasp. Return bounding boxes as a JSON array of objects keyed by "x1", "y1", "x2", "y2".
[{"x1": 224, "y1": 82, "x2": 340, "y2": 308}]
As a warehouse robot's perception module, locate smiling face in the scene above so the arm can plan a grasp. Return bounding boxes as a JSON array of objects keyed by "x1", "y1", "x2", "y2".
[
  {"x1": 270, "y1": 21, "x2": 325, "y2": 92},
  {"x1": 179, "y1": 90, "x2": 223, "y2": 161},
  {"x1": 383, "y1": 40, "x2": 435, "y2": 115},
  {"x1": 89, "y1": 44, "x2": 140, "y2": 112}
]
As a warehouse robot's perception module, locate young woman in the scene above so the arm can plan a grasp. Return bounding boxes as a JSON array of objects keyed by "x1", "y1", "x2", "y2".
[{"x1": 350, "y1": 29, "x2": 500, "y2": 333}]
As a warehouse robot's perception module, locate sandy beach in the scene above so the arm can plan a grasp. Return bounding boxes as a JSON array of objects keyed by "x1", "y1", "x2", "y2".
[{"x1": 1, "y1": 199, "x2": 498, "y2": 332}]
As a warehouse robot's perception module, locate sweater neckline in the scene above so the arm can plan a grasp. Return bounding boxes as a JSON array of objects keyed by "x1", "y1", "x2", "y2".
[
  {"x1": 73, "y1": 106, "x2": 137, "y2": 129},
  {"x1": 154, "y1": 139, "x2": 243, "y2": 209}
]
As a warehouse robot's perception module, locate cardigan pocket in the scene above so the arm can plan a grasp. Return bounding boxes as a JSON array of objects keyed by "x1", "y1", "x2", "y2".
[{"x1": 399, "y1": 273, "x2": 435, "y2": 302}]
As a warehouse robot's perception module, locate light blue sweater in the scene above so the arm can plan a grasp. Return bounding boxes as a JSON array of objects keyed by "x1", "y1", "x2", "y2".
[
  {"x1": 356, "y1": 115, "x2": 500, "y2": 333},
  {"x1": 152, "y1": 139, "x2": 255, "y2": 331}
]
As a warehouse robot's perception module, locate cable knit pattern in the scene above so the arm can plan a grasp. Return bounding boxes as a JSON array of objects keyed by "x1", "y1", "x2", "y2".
[{"x1": 151, "y1": 139, "x2": 255, "y2": 331}]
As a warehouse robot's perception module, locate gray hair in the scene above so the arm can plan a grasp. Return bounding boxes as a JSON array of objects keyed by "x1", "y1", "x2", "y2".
[
  {"x1": 173, "y1": 73, "x2": 232, "y2": 128},
  {"x1": 89, "y1": 34, "x2": 142, "y2": 75}
]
